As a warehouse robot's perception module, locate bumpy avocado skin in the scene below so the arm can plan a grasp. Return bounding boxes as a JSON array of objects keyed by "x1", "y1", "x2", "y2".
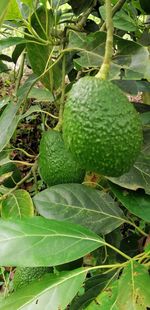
[
  {"x1": 63, "y1": 77, "x2": 143, "y2": 177},
  {"x1": 13, "y1": 267, "x2": 50, "y2": 290},
  {"x1": 38, "y1": 130, "x2": 85, "y2": 186},
  {"x1": 139, "y1": 0, "x2": 150, "y2": 14}
]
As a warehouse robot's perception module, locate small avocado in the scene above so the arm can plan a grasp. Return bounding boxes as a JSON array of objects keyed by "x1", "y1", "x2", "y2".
[
  {"x1": 13, "y1": 267, "x2": 51, "y2": 290},
  {"x1": 38, "y1": 130, "x2": 85, "y2": 186}
]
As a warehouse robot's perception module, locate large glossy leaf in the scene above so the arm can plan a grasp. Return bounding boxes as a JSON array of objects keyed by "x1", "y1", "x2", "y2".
[
  {"x1": 1, "y1": 189, "x2": 34, "y2": 219},
  {"x1": 86, "y1": 261, "x2": 150, "y2": 309},
  {"x1": 0, "y1": 268, "x2": 86, "y2": 310},
  {"x1": 110, "y1": 183, "x2": 150, "y2": 222},
  {"x1": 33, "y1": 184, "x2": 125, "y2": 235},
  {"x1": 67, "y1": 31, "x2": 150, "y2": 80},
  {"x1": 0, "y1": 216, "x2": 104, "y2": 266},
  {"x1": 0, "y1": 100, "x2": 21, "y2": 153}
]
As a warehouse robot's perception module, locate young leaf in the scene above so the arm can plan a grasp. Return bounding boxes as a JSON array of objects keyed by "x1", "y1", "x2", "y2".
[
  {"x1": 1, "y1": 189, "x2": 34, "y2": 219},
  {"x1": 110, "y1": 183, "x2": 150, "y2": 222},
  {"x1": 33, "y1": 183, "x2": 125, "y2": 235},
  {"x1": 0, "y1": 216, "x2": 104, "y2": 266},
  {"x1": 0, "y1": 268, "x2": 87, "y2": 310},
  {"x1": 26, "y1": 6, "x2": 62, "y2": 90}
]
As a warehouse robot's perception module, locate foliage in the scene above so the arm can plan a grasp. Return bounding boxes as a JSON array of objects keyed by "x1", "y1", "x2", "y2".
[{"x1": 0, "y1": 0, "x2": 150, "y2": 309}]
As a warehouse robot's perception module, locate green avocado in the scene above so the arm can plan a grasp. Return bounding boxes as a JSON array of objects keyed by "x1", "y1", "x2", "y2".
[
  {"x1": 38, "y1": 130, "x2": 85, "y2": 186},
  {"x1": 0, "y1": 163, "x2": 21, "y2": 188},
  {"x1": 13, "y1": 267, "x2": 50, "y2": 290},
  {"x1": 63, "y1": 77, "x2": 143, "y2": 177},
  {"x1": 139, "y1": 0, "x2": 150, "y2": 14}
]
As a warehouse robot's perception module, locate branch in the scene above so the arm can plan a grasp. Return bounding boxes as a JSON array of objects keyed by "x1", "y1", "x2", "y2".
[{"x1": 96, "y1": 0, "x2": 113, "y2": 80}]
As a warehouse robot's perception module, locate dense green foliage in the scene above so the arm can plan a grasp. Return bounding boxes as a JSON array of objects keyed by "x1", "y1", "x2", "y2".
[
  {"x1": 0, "y1": 0, "x2": 149, "y2": 309},
  {"x1": 63, "y1": 77, "x2": 143, "y2": 177},
  {"x1": 38, "y1": 130, "x2": 85, "y2": 186}
]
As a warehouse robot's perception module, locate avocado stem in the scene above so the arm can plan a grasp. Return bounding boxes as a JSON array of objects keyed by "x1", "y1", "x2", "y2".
[{"x1": 96, "y1": 0, "x2": 114, "y2": 80}]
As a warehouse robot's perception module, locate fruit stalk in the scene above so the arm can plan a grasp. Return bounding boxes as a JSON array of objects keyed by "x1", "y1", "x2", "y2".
[{"x1": 96, "y1": 0, "x2": 114, "y2": 80}]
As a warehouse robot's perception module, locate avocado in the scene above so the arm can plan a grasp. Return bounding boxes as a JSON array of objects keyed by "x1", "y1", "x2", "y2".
[
  {"x1": 139, "y1": 0, "x2": 150, "y2": 14},
  {"x1": 13, "y1": 267, "x2": 50, "y2": 290},
  {"x1": 38, "y1": 130, "x2": 85, "y2": 186},
  {"x1": 63, "y1": 77, "x2": 143, "y2": 177}
]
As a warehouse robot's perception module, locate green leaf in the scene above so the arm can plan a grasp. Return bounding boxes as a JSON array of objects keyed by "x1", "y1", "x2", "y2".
[
  {"x1": 26, "y1": 6, "x2": 62, "y2": 90},
  {"x1": 4, "y1": 0, "x2": 22, "y2": 20},
  {"x1": 0, "y1": 37, "x2": 27, "y2": 53},
  {"x1": 21, "y1": 0, "x2": 33, "y2": 7},
  {"x1": 100, "y1": 6, "x2": 137, "y2": 32},
  {"x1": 70, "y1": 273, "x2": 114, "y2": 310},
  {"x1": 86, "y1": 262, "x2": 150, "y2": 309},
  {"x1": 141, "y1": 112, "x2": 150, "y2": 126},
  {"x1": 0, "y1": 97, "x2": 10, "y2": 110},
  {"x1": 27, "y1": 87, "x2": 54, "y2": 102},
  {"x1": 33, "y1": 184, "x2": 125, "y2": 235},
  {"x1": 17, "y1": 74, "x2": 38, "y2": 102},
  {"x1": 0, "y1": 216, "x2": 104, "y2": 266},
  {"x1": 20, "y1": 104, "x2": 43, "y2": 120},
  {"x1": 117, "y1": 261, "x2": 150, "y2": 309},
  {"x1": 108, "y1": 153, "x2": 150, "y2": 195},
  {"x1": 67, "y1": 31, "x2": 150, "y2": 80},
  {"x1": 110, "y1": 183, "x2": 150, "y2": 222},
  {"x1": 0, "y1": 268, "x2": 86, "y2": 310},
  {"x1": 108, "y1": 129, "x2": 150, "y2": 194},
  {"x1": 0, "y1": 61, "x2": 8, "y2": 73},
  {"x1": 0, "y1": 0, "x2": 11, "y2": 26},
  {"x1": 0, "y1": 151, "x2": 11, "y2": 166},
  {"x1": 1, "y1": 189, "x2": 34, "y2": 219},
  {"x1": 86, "y1": 280, "x2": 119, "y2": 310},
  {"x1": 0, "y1": 101, "x2": 21, "y2": 153},
  {"x1": 69, "y1": 0, "x2": 93, "y2": 15}
]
